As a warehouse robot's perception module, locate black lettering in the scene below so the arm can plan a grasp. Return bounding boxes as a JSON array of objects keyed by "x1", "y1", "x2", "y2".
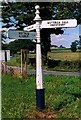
[
  {"x1": 19, "y1": 32, "x2": 23, "y2": 37},
  {"x1": 19, "y1": 32, "x2": 29, "y2": 38}
]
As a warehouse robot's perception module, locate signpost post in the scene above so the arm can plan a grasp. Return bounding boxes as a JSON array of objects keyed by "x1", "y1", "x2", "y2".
[
  {"x1": 24, "y1": 5, "x2": 77, "y2": 111},
  {"x1": 34, "y1": 5, "x2": 45, "y2": 110}
]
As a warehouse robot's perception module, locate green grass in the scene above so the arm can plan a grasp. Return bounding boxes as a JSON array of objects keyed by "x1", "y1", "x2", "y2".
[
  {"x1": 2, "y1": 74, "x2": 81, "y2": 119},
  {"x1": 7, "y1": 57, "x2": 21, "y2": 67},
  {"x1": 48, "y1": 51, "x2": 81, "y2": 61},
  {"x1": 2, "y1": 74, "x2": 36, "y2": 118},
  {"x1": 45, "y1": 75, "x2": 81, "y2": 118},
  {"x1": 6, "y1": 49, "x2": 81, "y2": 72},
  {"x1": 51, "y1": 48, "x2": 81, "y2": 53}
]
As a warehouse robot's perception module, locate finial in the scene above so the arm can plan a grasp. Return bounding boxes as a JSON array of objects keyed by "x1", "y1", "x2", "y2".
[
  {"x1": 35, "y1": 5, "x2": 40, "y2": 10},
  {"x1": 34, "y1": 5, "x2": 41, "y2": 21}
]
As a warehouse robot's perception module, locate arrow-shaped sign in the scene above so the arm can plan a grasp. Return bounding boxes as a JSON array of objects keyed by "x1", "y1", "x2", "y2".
[
  {"x1": 8, "y1": 30, "x2": 36, "y2": 39},
  {"x1": 41, "y1": 19, "x2": 77, "y2": 29},
  {"x1": 24, "y1": 19, "x2": 77, "y2": 32},
  {"x1": 24, "y1": 24, "x2": 36, "y2": 31}
]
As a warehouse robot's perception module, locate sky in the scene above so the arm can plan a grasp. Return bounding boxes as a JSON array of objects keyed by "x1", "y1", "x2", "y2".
[
  {"x1": 1, "y1": 17, "x2": 80, "y2": 48},
  {"x1": 1, "y1": 24, "x2": 80, "y2": 48},
  {"x1": 51, "y1": 25, "x2": 79, "y2": 48},
  {"x1": 0, "y1": 2, "x2": 80, "y2": 48}
]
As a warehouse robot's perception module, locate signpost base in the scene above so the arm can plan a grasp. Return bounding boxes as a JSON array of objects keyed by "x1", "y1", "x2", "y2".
[{"x1": 36, "y1": 89, "x2": 45, "y2": 111}]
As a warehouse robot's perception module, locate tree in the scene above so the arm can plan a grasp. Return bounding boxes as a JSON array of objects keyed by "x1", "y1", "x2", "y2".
[
  {"x1": 78, "y1": 36, "x2": 81, "y2": 49},
  {"x1": 71, "y1": 41, "x2": 77, "y2": 52},
  {"x1": 1, "y1": 30, "x2": 8, "y2": 50},
  {"x1": 59, "y1": 45, "x2": 65, "y2": 48},
  {"x1": 8, "y1": 39, "x2": 35, "y2": 54},
  {"x1": 1, "y1": 2, "x2": 81, "y2": 56}
]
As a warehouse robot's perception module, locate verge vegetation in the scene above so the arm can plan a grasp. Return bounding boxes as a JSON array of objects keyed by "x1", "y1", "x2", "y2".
[
  {"x1": 6, "y1": 49, "x2": 81, "y2": 72},
  {"x1": 2, "y1": 74, "x2": 81, "y2": 119}
]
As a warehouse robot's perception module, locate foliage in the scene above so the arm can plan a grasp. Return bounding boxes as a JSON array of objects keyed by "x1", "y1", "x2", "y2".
[
  {"x1": 2, "y1": 43, "x2": 8, "y2": 50},
  {"x1": 71, "y1": 41, "x2": 77, "y2": 52},
  {"x1": 48, "y1": 50, "x2": 80, "y2": 61},
  {"x1": 2, "y1": 74, "x2": 36, "y2": 118},
  {"x1": 1, "y1": 2, "x2": 81, "y2": 56},
  {"x1": 1, "y1": 30, "x2": 8, "y2": 50},
  {"x1": 6, "y1": 48, "x2": 81, "y2": 72},
  {"x1": 2, "y1": 2, "x2": 81, "y2": 26},
  {"x1": 7, "y1": 56, "x2": 21, "y2": 67},
  {"x1": 28, "y1": 58, "x2": 36, "y2": 66},
  {"x1": 2, "y1": 74, "x2": 81, "y2": 118},
  {"x1": 47, "y1": 59, "x2": 81, "y2": 71},
  {"x1": 47, "y1": 59, "x2": 61, "y2": 68},
  {"x1": 7, "y1": 39, "x2": 35, "y2": 54},
  {"x1": 47, "y1": 49, "x2": 81, "y2": 71},
  {"x1": 45, "y1": 75, "x2": 81, "y2": 118},
  {"x1": 78, "y1": 36, "x2": 81, "y2": 49}
]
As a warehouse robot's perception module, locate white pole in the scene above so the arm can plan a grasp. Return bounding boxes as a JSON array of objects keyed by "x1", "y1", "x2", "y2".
[{"x1": 34, "y1": 5, "x2": 45, "y2": 110}]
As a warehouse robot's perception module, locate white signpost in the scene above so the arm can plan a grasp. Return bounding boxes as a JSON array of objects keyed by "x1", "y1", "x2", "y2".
[
  {"x1": 8, "y1": 30, "x2": 36, "y2": 39},
  {"x1": 41, "y1": 19, "x2": 77, "y2": 29},
  {"x1": 24, "y1": 19, "x2": 77, "y2": 31},
  {"x1": 24, "y1": 24, "x2": 36, "y2": 31},
  {"x1": 24, "y1": 5, "x2": 77, "y2": 111}
]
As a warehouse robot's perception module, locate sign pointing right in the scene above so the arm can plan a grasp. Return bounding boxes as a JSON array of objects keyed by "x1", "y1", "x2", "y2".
[{"x1": 41, "y1": 19, "x2": 77, "y2": 29}]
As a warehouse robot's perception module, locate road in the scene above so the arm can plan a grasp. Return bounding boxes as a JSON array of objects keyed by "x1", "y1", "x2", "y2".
[
  {"x1": 27, "y1": 69, "x2": 81, "y2": 76},
  {"x1": 4, "y1": 64, "x2": 81, "y2": 76}
]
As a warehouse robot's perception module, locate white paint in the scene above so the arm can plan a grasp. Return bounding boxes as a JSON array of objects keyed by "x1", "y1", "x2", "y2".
[
  {"x1": 34, "y1": 5, "x2": 43, "y2": 89},
  {"x1": 41, "y1": 19, "x2": 77, "y2": 29},
  {"x1": 24, "y1": 24, "x2": 36, "y2": 31},
  {"x1": 0, "y1": 50, "x2": 10, "y2": 61}
]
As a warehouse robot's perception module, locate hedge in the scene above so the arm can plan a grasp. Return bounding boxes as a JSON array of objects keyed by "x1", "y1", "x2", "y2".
[{"x1": 47, "y1": 59, "x2": 81, "y2": 70}]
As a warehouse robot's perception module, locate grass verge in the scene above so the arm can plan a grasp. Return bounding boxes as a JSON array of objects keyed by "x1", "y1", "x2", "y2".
[{"x1": 2, "y1": 74, "x2": 81, "y2": 119}]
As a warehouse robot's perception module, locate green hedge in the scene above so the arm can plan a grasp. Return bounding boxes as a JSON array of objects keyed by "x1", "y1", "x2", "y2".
[{"x1": 47, "y1": 59, "x2": 81, "y2": 70}]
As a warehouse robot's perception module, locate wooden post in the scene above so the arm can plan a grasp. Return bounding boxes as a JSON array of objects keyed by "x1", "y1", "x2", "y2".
[
  {"x1": 4, "y1": 50, "x2": 7, "y2": 73},
  {"x1": 21, "y1": 49, "x2": 23, "y2": 77},
  {"x1": 21, "y1": 49, "x2": 28, "y2": 78},
  {"x1": 23, "y1": 61, "x2": 27, "y2": 78},
  {"x1": 24, "y1": 49, "x2": 28, "y2": 78}
]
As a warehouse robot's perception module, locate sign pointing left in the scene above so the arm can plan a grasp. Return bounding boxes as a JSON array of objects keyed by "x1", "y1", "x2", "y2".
[
  {"x1": 24, "y1": 24, "x2": 36, "y2": 31},
  {"x1": 8, "y1": 30, "x2": 36, "y2": 39}
]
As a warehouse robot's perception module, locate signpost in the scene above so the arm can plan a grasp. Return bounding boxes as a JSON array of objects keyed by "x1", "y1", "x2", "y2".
[
  {"x1": 41, "y1": 19, "x2": 77, "y2": 29},
  {"x1": 8, "y1": 30, "x2": 36, "y2": 39},
  {"x1": 24, "y1": 24, "x2": 36, "y2": 31},
  {"x1": 34, "y1": 5, "x2": 45, "y2": 110},
  {"x1": 24, "y1": 19, "x2": 77, "y2": 31},
  {"x1": 24, "y1": 5, "x2": 77, "y2": 111}
]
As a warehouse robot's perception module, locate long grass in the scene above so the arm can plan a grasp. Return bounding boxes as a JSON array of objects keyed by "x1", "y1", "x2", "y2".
[
  {"x1": 48, "y1": 51, "x2": 81, "y2": 61},
  {"x1": 2, "y1": 74, "x2": 81, "y2": 119}
]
